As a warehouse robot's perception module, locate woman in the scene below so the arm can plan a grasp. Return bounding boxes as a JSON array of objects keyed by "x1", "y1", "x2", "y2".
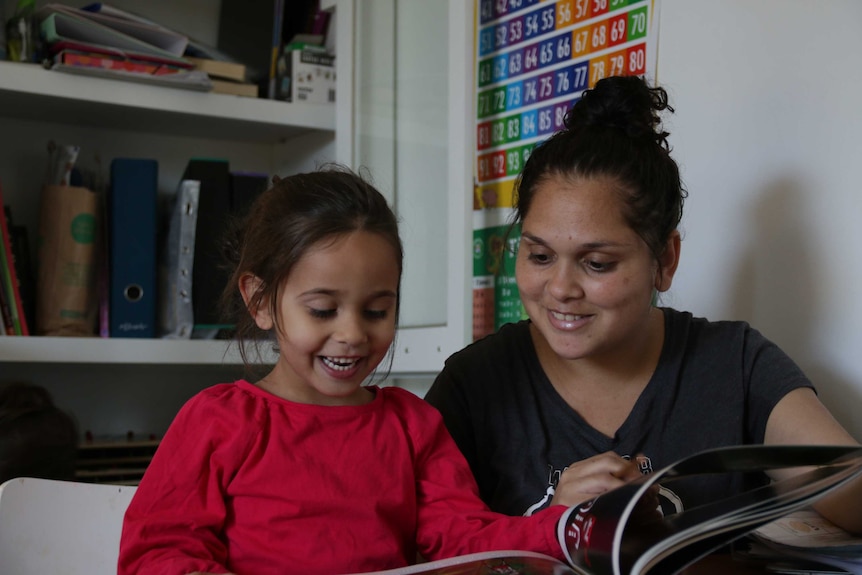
[{"x1": 425, "y1": 75, "x2": 862, "y2": 534}]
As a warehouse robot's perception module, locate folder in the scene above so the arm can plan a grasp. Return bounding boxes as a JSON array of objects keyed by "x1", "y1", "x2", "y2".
[
  {"x1": 229, "y1": 171, "x2": 269, "y2": 218},
  {"x1": 158, "y1": 179, "x2": 199, "y2": 339},
  {"x1": 181, "y1": 158, "x2": 232, "y2": 331},
  {"x1": 59, "y1": 4, "x2": 189, "y2": 56},
  {"x1": 81, "y1": 2, "x2": 239, "y2": 63},
  {"x1": 38, "y1": 8, "x2": 192, "y2": 68},
  {"x1": 109, "y1": 158, "x2": 158, "y2": 338}
]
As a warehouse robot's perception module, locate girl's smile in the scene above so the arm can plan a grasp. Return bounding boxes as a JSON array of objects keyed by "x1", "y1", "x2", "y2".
[{"x1": 250, "y1": 230, "x2": 400, "y2": 406}]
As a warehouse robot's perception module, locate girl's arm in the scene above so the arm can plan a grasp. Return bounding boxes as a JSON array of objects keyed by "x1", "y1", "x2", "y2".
[
  {"x1": 118, "y1": 392, "x2": 242, "y2": 575},
  {"x1": 413, "y1": 408, "x2": 567, "y2": 561},
  {"x1": 764, "y1": 387, "x2": 862, "y2": 534}
]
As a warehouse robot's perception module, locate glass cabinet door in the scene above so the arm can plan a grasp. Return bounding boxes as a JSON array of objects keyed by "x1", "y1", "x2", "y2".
[{"x1": 333, "y1": 0, "x2": 474, "y2": 375}]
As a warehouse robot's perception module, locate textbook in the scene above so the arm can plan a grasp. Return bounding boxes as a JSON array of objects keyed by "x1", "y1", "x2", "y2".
[{"x1": 344, "y1": 445, "x2": 862, "y2": 575}]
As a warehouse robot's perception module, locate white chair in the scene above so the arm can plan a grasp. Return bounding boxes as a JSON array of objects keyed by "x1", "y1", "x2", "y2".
[{"x1": 0, "y1": 477, "x2": 137, "y2": 575}]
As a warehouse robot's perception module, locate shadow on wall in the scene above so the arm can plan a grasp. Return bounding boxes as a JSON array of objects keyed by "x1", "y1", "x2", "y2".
[{"x1": 727, "y1": 177, "x2": 861, "y2": 438}]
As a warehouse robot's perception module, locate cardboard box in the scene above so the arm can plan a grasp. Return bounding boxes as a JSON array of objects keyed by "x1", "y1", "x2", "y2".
[{"x1": 276, "y1": 46, "x2": 335, "y2": 104}]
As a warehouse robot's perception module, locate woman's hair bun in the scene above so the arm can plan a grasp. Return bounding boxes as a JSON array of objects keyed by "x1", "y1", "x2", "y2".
[{"x1": 565, "y1": 75, "x2": 673, "y2": 149}]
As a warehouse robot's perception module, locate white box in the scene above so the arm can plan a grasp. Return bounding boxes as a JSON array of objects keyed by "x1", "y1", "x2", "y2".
[{"x1": 276, "y1": 48, "x2": 335, "y2": 104}]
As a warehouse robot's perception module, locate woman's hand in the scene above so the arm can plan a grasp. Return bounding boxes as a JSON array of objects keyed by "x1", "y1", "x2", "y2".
[{"x1": 550, "y1": 451, "x2": 644, "y2": 508}]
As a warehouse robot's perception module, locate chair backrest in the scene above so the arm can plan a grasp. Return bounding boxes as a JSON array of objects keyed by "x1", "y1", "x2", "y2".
[{"x1": 0, "y1": 477, "x2": 137, "y2": 575}]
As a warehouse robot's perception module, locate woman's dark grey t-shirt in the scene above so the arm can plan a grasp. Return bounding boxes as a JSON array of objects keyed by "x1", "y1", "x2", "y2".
[{"x1": 425, "y1": 308, "x2": 813, "y2": 517}]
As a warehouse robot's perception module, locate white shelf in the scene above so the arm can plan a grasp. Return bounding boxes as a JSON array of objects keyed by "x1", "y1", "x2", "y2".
[
  {"x1": 0, "y1": 61, "x2": 335, "y2": 144},
  {"x1": 0, "y1": 330, "x2": 450, "y2": 376},
  {"x1": 0, "y1": 336, "x2": 277, "y2": 365},
  {"x1": 0, "y1": 331, "x2": 447, "y2": 376}
]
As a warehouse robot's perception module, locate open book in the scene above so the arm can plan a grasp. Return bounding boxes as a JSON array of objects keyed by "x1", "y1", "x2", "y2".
[
  {"x1": 742, "y1": 507, "x2": 862, "y2": 573},
  {"x1": 344, "y1": 444, "x2": 862, "y2": 575}
]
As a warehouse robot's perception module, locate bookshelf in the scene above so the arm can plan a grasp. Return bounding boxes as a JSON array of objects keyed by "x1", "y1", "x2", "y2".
[
  {"x1": 0, "y1": 58, "x2": 332, "y2": 369},
  {"x1": 0, "y1": 0, "x2": 474, "y2": 437},
  {"x1": 0, "y1": 0, "x2": 338, "y2": 438},
  {"x1": 0, "y1": 61, "x2": 334, "y2": 143},
  {"x1": 0, "y1": 335, "x2": 272, "y2": 364}
]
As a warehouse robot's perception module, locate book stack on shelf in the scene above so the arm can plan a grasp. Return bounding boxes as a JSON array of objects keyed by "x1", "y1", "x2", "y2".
[
  {"x1": 35, "y1": 3, "x2": 212, "y2": 92},
  {"x1": 31, "y1": 2, "x2": 286, "y2": 97},
  {"x1": 23, "y1": 1, "x2": 335, "y2": 102},
  {"x1": 186, "y1": 56, "x2": 257, "y2": 98}
]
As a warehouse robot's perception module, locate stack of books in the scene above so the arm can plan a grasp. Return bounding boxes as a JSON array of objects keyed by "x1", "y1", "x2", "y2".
[
  {"x1": 34, "y1": 3, "x2": 250, "y2": 95},
  {"x1": 186, "y1": 56, "x2": 256, "y2": 98}
]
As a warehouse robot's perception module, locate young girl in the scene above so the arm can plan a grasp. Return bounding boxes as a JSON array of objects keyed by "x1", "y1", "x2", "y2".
[
  {"x1": 118, "y1": 166, "x2": 569, "y2": 575},
  {"x1": 425, "y1": 75, "x2": 862, "y2": 534}
]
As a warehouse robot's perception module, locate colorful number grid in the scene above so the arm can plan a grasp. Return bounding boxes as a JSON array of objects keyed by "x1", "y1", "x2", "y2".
[
  {"x1": 478, "y1": 0, "x2": 642, "y2": 32},
  {"x1": 478, "y1": 5, "x2": 648, "y2": 85},
  {"x1": 474, "y1": 0, "x2": 656, "y2": 208}
]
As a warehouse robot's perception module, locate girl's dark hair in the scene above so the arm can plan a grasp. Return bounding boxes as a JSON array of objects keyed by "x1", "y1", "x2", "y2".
[
  {"x1": 513, "y1": 75, "x2": 686, "y2": 261},
  {"x1": 0, "y1": 383, "x2": 79, "y2": 483},
  {"x1": 220, "y1": 164, "x2": 403, "y2": 375}
]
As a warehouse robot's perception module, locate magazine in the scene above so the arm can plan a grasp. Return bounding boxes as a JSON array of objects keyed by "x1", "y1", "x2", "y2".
[
  {"x1": 744, "y1": 508, "x2": 862, "y2": 573},
  {"x1": 344, "y1": 445, "x2": 862, "y2": 575},
  {"x1": 343, "y1": 550, "x2": 576, "y2": 575}
]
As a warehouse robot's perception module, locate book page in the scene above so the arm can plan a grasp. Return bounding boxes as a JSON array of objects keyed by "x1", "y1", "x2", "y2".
[
  {"x1": 341, "y1": 550, "x2": 575, "y2": 575},
  {"x1": 754, "y1": 508, "x2": 862, "y2": 553},
  {"x1": 558, "y1": 445, "x2": 862, "y2": 575}
]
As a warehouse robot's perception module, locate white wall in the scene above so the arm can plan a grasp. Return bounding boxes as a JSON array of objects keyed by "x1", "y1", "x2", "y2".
[{"x1": 656, "y1": 1, "x2": 862, "y2": 439}]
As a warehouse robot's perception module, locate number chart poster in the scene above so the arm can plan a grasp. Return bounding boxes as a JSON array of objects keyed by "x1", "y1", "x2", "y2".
[
  {"x1": 472, "y1": 0, "x2": 660, "y2": 339},
  {"x1": 474, "y1": 0, "x2": 661, "y2": 210}
]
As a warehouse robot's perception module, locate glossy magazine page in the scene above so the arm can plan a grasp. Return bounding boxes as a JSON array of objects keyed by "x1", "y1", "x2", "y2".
[
  {"x1": 558, "y1": 445, "x2": 862, "y2": 575},
  {"x1": 342, "y1": 550, "x2": 575, "y2": 575}
]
